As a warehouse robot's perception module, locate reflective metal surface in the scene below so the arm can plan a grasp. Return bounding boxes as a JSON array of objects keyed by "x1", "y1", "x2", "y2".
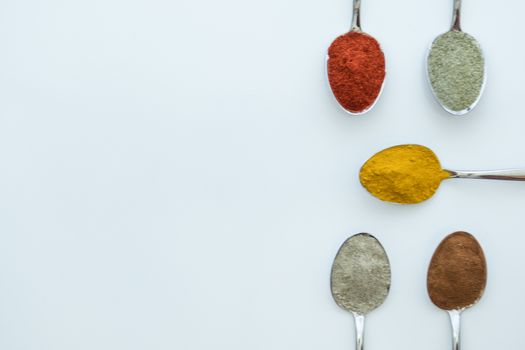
[
  {"x1": 351, "y1": 0, "x2": 361, "y2": 32},
  {"x1": 447, "y1": 168, "x2": 525, "y2": 181},
  {"x1": 353, "y1": 313, "x2": 365, "y2": 350},
  {"x1": 451, "y1": 0, "x2": 462, "y2": 31},
  {"x1": 448, "y1": 309, "x2": 462, "y2": 350}
]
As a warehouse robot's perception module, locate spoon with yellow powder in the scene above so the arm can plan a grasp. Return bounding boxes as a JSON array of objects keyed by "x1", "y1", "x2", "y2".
[{"x1": 360, "y1": 144, "x2": 525, "y2": 204}]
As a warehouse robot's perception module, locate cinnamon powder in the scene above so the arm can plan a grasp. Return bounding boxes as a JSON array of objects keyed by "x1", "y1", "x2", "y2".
[
  {"x1": 427, "y1": 231, "x2": 487, "y2": 310},
  {"x1": 327, "y1": 31, "x2": 385, "y2": 113}
]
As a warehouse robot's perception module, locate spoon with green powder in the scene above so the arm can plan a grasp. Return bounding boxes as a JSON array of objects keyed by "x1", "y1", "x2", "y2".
[
  {"x1": 331, "y1": 233, "x2": 391, "y2": 350},
  {"x1": 427, "y1": 0, "x2": 486, "y2": 115},
  {"x1": 359, "y1": 144, "x2": 525, "y2": 204}
]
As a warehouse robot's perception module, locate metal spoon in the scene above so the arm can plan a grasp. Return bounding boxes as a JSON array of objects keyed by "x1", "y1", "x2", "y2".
[
  {"x1": 331, "y1": 233, "x2": 391, "y2": 350},
  {"x1": 326, "y1": 0, "x2": 386, "y2": 115},
  {"x1": 360, "y1": 144, "x2": 525, "y2": 204},
  {"x1": 427, "y1": 231, "x2": 487, "y2": 350},
  {"x1": 426, "y1": 0, "x2": 486, "y2": 115}
]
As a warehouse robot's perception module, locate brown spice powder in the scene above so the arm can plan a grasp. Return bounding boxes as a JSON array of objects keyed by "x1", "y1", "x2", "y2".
[{"x1": 427, "y1": 231, "x2": 487, "y2": 310}]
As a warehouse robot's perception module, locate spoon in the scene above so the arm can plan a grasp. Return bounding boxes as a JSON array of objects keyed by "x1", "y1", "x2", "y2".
[
  {"x1": 326, "y1": 0, "x2": 386, "y2": 115},
  {"x1": 426, "y1": 0, "x2": 486, "y2": 115},
  {"x1": 360, "y1": 144, "x2": 525, "y2": 204},
  {"x1": 331, "y1": 233, "x2": 391, "y2": 350},
  {"x1": 427, "y1": 231, "x2": 487, "y2": 350}
]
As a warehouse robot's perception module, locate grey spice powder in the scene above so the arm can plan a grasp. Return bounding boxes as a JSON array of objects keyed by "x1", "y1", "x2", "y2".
[
  {"x1": 331, "y1": 233, "x2": 391, "y2": 315},
  {"x1": 427, "y1": 30, "x2": 485, "y2": 113}
]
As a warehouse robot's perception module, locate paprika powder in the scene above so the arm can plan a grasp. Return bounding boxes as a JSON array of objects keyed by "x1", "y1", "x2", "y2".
[{"x1": 327, "y1": 31, "x2": 386, "y2": 114}]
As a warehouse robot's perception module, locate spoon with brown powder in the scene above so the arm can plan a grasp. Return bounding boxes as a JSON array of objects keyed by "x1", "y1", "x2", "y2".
[
  {"x1": 359, "y1": 144, "x2": 525, "y2": 204},
  {"x1": 427, "y1": 231, "x2": 487, "y2": 350}
]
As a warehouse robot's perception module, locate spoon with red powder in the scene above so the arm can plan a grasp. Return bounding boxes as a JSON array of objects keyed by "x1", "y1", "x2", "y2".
[{"x1": 327, "y1": 0, "x2": 386, "y2": 115}]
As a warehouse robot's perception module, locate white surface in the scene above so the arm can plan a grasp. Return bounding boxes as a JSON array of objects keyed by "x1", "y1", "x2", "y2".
[{"x1": 0, "y1": 0, "x2": 524, "y2": 349}]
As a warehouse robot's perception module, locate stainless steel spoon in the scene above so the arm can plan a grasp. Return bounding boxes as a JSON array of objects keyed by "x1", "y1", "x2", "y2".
[
  {"x1": 360, "y1": 144, "x2": 525, "y2": 204},
  {"x1": 326, "y1": 0, "x2": 386, "y2": 115},
  {"x1": 427, "y1": 231, "x2": 487, "y2": 350},
  {"x1": 426, "y1": 0, "x2": 486, "y2": 115},
  {"x1": 447, "y1": 169, "x2": 525, "y2": 180},
  {"x1": 331, "y1": 233, "x2": 391, "y2": 350}
]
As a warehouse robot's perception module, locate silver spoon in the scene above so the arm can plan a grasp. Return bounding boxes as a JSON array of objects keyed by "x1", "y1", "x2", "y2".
[
  {"x1": 447, "y1": 169, "x2": 525, "y2": 180},
  {"x1": 427, "y1": 231, "x2": 487, "y2": 350},
  {"x1": 331, "y1": 233, "x2": 391, "y2": 350},
  {"x1": 326, "y1": 0, "x2": 386, "y2": 115},
  {"x1": 426, "y1": 0, "x2": 486, "y2": 115},
  {"x1": 360, "y1": 144, "x2": 525, "y2": 204}
]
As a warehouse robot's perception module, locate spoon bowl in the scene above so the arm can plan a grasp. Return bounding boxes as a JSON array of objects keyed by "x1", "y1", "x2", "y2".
[
  {"x1": 331, "y1": 233, "x2": 391, "y2": 350},
  {"x1": 426, "y1": 0, "x2": 486, "y2": 115},
  {"x1": 427, "y1": 231, "x2": 487, "y2": 350},
  {"x1": 359, "y1": 144, "x2": 450, "y2": 204},
  {"x1": 327, "y1": 0, "x2": 386, "y2": 115}
]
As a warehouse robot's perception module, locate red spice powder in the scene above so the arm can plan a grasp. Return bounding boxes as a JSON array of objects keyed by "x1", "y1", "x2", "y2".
[{"x1": 327, "y1": 32, "x2": 386, "y2": 113}]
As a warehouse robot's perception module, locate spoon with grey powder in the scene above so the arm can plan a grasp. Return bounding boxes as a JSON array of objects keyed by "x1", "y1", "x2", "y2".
[
  {"x1": 331, "y1": 233, "x2": 391, "y2": 350},
  {"x1": 427, "y1": 0, "x2": 486, "y2": 115},
  {"x1": 427, "y1": 232, "x2": 487, "y2": 350}
]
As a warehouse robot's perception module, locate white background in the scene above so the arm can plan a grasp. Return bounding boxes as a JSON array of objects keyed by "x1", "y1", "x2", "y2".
[{"x1": 0, "y1": 0, "x2": 524, "y2": 349}]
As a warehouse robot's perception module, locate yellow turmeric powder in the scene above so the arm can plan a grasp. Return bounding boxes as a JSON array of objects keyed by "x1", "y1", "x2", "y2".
[{"x1": 359, "y1": 144, "x2": 451, "y2": 204}]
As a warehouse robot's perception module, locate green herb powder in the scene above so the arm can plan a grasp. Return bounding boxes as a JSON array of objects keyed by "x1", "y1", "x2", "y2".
[{"x1": 427, "y1": 30, "x2": 485, "y2": 113}]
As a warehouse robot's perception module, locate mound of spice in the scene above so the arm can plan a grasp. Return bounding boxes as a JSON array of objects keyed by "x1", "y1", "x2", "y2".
[
  {"x1": 427, "y1": 231, "x2": 487, "y2": 310},
  {"x1": 331, "y1": 233, "x2": 391, "y2": 315},
  {"x1": 359, "y1": 144, "x2": 450, "y2": 204},
  {"x1": 327, "y1": 32, "x2": 385, "y2": 114},
  {"x1": 427, "y1": 30, "x2": 485, "y2": 113}
]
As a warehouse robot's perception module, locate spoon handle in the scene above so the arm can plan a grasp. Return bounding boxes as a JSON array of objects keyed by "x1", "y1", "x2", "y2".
[
  {"x1": 447, "y1": 169, "x2": 525, "y2": 181},
  {"x1": 448, "y1": 310, "x2": 461, "y2": 350},
  {"x1": 451, "y1": 0, "x2": 462, "y2": 31},
  {"x1": 351, "y1": 0, "x2": 361, "y2": 32},
  {"x1": 353, "y1": 313, "x2": 365, "y2": 350}
]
